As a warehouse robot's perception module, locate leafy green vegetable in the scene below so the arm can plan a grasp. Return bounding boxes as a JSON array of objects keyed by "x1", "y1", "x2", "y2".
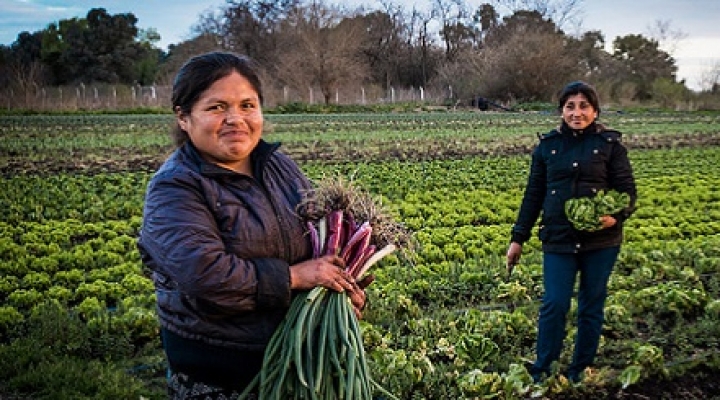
[{"x1": 565, "y1": 190, "x2": 631, "y2": 231}]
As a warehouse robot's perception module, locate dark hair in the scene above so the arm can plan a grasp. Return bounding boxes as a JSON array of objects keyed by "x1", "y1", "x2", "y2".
[
  {"x1": 557, "y1": 81, "x2": 601, "y2": 116},
  {"x1": 170, "y1": 51, "x2": 264, "y2": 147}
]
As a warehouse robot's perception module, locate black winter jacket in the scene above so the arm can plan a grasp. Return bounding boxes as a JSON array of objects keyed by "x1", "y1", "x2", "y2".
[
  {"x1": 137, "y1": 139, "x2": 313, "y2": 351},
  {"x1": 511, "y1": 122, "x2": 637, "y2": 253}
]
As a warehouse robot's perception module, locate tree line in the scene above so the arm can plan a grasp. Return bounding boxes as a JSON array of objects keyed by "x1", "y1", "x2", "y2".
[{"x1": 1, "y1": 0, "x2": 717, "y2": 110}]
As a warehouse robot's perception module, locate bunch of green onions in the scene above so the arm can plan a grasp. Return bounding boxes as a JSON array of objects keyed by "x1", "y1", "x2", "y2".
[{"x1": 239, "y1": 177, "x2": 412, "y2": 400}]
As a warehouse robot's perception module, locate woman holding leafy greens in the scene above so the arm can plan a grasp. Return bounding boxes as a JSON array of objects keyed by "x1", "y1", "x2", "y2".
[
  {"x1": 137, "y1": 51, "x2": 369, "y2": 399},
  {"x1": 506, "y1": 81, "x2": 637, "y2": 383}
]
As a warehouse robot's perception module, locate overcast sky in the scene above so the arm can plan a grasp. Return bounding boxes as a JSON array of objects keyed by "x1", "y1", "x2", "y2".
[{"x1": 1, "y1": 0, "x2": 718, "y2": 90}]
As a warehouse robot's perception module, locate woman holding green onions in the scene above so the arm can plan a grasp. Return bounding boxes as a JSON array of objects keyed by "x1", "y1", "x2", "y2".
[{"x1": 137, "y1": 51, "x2": 369, "y2": 399}]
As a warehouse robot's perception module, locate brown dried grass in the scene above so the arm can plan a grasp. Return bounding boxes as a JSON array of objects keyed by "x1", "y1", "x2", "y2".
[{"x1": 297, "y1": 175, "x2": 414, "y2": 252}]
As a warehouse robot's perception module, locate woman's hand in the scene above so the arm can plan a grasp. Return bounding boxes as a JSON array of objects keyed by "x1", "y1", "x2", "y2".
[
  {"x1": 599, "y1": 215, "x2": 617, "y2": 229},
  {"x1": 506, "y1": 242, "x2": 523, "y2": 274},
  {"x1": 290, "y1": 256, "x2": 375, "y2": 319},
  {"x1": 289, "y1": 254, "x2": 354, "y2": 293},
  {"x1": 346, "y1": 281, "x2": 367, "y2": 320},
  {"x1": 347, "y1": 274, "x2": 375, "y2": 319}
]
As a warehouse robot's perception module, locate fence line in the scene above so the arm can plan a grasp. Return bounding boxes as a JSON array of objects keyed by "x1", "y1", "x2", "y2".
[{"x1": 1, "y1": 84, "x2": 450, "y2": 111}]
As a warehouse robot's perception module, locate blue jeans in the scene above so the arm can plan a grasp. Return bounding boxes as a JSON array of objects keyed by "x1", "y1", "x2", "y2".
[{"x1": 531, "y1": 246, "x2": 620, "y2": 380}]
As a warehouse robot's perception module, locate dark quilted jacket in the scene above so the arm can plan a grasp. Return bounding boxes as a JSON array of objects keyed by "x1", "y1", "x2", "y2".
[
  {"x1": 137, "y1": 139, "x2": 312, "y2": 351},
  {"x1": 511, "y1": 122, "x2": 637, "y2": 253}
]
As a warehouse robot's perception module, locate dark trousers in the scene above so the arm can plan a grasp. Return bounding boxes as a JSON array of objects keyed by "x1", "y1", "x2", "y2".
[
  {"x1": 532, "y1": 246, "x2": 620, "y2": 380},
  {"x1": 161, "y1": 328, "x2": 263, "y2": 395}
]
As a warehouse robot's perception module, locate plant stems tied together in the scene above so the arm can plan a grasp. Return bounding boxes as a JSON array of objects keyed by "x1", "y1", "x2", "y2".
[{"x1": 240, "y1": 177, "x2": 412, "y2": 399}]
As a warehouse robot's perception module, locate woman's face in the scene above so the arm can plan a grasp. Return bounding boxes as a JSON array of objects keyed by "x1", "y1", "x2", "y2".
[
  {"x1": 177, "y1": 71, "x2": 263, "y2": 174},
  {"x1": 562, "y1": 93, "x2": 597, "y2": 131}
]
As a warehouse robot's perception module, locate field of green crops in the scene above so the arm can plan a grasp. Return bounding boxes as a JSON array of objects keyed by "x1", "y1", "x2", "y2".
[{"x1": 1, "y1": 111, "x2": 720, "y2": 399}]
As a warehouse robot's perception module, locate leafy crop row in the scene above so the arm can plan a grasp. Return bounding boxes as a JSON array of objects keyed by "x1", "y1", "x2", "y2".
[{"x1": 1, "y1": 113, "x2": 719, "y2": 399}]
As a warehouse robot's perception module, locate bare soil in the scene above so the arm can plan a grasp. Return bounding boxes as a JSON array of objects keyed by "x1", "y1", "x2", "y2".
[{"x1": 554, "y1": 365, "x2": 720, "y2": 400}]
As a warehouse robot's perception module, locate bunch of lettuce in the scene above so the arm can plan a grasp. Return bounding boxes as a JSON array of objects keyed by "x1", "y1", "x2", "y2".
[{"x1": 565, "y1": 189, "x2": 630, "y2": 231}]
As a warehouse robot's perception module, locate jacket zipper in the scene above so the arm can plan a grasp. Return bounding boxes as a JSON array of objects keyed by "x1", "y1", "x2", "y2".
[{"x1": 255, "y1": 170, "x2": 292, "y2": 263}]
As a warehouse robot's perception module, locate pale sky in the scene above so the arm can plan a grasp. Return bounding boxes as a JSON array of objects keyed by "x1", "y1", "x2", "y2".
[{"x1": 1, "y1": 0, "x2": 718, "y2": 90}]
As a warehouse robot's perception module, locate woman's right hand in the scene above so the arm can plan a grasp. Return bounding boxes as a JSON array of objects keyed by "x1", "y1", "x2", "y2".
[
  {"x1": 289, "y1": 255, "x2": 354, "y2": 293},
  {"x1": 506, "y1": 242, "x2": 523, "y2": 273}
]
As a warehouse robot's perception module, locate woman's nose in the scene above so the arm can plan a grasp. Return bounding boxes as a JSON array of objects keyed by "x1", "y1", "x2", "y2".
[{"x1": 225, "y1": 107, "x2": 244, "y2": 124}]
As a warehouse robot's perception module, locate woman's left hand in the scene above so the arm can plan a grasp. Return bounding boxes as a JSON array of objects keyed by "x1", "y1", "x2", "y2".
[
  {"x1": 347, "y1": 274, "x2": 374, "y2": 320},
  {"x1": 346, "y1": 283, "x2": 366, "y2": 319},
  {"x1": 599, "y1": 215, "x2": 617, "y2": 229}
]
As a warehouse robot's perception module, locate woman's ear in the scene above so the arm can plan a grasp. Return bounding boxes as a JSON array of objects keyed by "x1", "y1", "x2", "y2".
[{"x1": 176, "y1": 107, "x2": 189, "y2": 131}]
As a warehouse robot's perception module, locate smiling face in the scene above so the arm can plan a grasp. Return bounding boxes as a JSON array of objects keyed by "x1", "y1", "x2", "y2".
[
  {"x1": 176, "y1": 71, "x2": 263, "y2": 174},
  {"x1": 562, "y1": 93, "x2": 598, "y2": 131}
]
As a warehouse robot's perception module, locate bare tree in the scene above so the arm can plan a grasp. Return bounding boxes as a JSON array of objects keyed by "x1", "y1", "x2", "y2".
[
  {"x1": 405, "y1": 6, "x2": 442, "y2": 88},
  {"x1": 275, "y1": 2, "x2": 368, "y2": 105},
  {"x1": 479, "y1": 27, "x2": 579, "y2": 101},
  {"x1": 432, "y1": 0, "x2": 474, "y2": 61},
  {"x1": 490, "y1": 0, "x2": 583, "y2": 30},
  {"x1": 9, "y1": 59, "x2": 47, "y2": 107},
  {"x1": 191, "y1": 0, "x2": 301, "y2": 69},
  {"x1": 647, "y1": 19, "x2": 687, "y2": 57},
  {"x1": 483, "y1": 10, "x2": 559, "y2": 48},
  {"x1": 473, "y1": 3, "x2": 500, "y2": 44},
  {"x1": 431, "y1": 47, "x2": 485, "y2": 104},
  {"x1": 158, "y1": 34, "x2": 225, "y2": 85},
  {"x1": 358, "y1": 6, "x2": 407, "y2": 90},
  {"x1": 191, "y1": 8, "x2": 227, "y2": 47},
  {"x1": 698, "y1": 61, "x2": 720, "y2": 93}
]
